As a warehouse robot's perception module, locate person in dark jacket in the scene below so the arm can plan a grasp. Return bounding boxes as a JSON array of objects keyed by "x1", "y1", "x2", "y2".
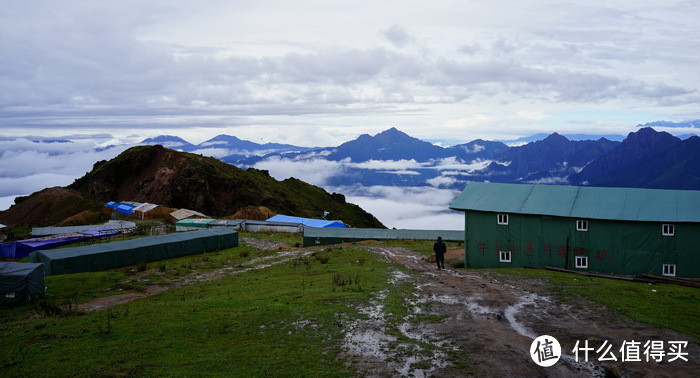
[{"x1": 433, "y1": 236, "x2": 446, "y2": 270}]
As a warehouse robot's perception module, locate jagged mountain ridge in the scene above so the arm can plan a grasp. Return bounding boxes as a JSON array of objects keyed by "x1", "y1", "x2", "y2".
[
  {"x1": 142, "y1": 126, "x2": 699, "y2": 190},
  {"x1": 141, "y1": 134, "x2": 314, "y2": 163},
  {"x1": 237, "y1": 127, "x2": 697, "y2": 190},
  {"x1": 570, "y1": 129, "x2": 700, "y2": 189}
]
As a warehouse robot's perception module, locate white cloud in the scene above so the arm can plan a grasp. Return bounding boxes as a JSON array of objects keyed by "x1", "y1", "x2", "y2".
[
  {"x1": 0, "y1": 138, "x2": 130, "y2": 198},
  {"x1": 426, "y1": 176, "x2": 460, "y2": 188},
  {"x1": 350, "y1": 159, "x2": 424, "y2": 170},
  {"x1": 189, "y1": 148, "x2": 231, "y2": 159},
  {"x1": 377, "y1": 170, "x2": 421, "y2": 176},
  {"x1": 252, "y1": 156, "x2": 345, "y2": 187},
  {"x1": 295, "y1": 150, "x2": 333, "y2": 159},
  {"x1": 462, "y1": 143, "x2": 485, "y2": 154},
  {"x1": 0, "y1": 174, "x2": 75, "y2": 197},
  {"x1": 523, "y1": 177, "x2": 569, "y2": 185},
  {"x1": 342, "y1": 185, "x2": 464, "y2": 230},
  {"x1": 0, "y1": 196, "x2": 19, "y2": 212},
  {"x1": 0, "y1": 1, "x2": 698, "y2": 143},
  {"x1": 145, "y1": 141, "x2": 186, "y2": 149},
  {"x1": 430, "y1": 157, "x2": 496, "y2": 172},
  {"x1": 383, "y1": 24, "x2": 414, "y2": 48}
]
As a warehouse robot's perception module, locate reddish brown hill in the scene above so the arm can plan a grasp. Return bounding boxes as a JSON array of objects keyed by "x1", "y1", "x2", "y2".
[{"x1": 0, "y1": 187, "x2": 109, "y2": 227}]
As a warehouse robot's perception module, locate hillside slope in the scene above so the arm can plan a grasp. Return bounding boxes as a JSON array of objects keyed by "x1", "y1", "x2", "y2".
[
  {"x1": 0, "y1": 145, "x2": 384, "y2": 228},
  {"x1": 0, "y1": 187, "x2": 108, "y2": 227}
]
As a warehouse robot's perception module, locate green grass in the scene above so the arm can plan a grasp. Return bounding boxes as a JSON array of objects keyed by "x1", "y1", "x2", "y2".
[
  {"x1": 485, "y1": 267, "x2": 700, "y2": 340},
  {"x1": 2, "y1": 238, "x2": 697, "y2": 375},
  {"x1": 0, "y1": 245, "x2": 392, "y2": 376}
]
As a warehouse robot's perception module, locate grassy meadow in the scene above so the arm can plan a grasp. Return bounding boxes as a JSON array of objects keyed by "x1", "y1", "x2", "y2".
[
  {"x1": 2, "y1": 242, "x2": 394, "y2": 376},
  {"x1": 1, "y1": 234, "x2": 698, "y2": 375}
]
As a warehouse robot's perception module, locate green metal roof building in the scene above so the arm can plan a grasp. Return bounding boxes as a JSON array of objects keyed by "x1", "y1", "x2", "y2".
[{"x1": 450, "y1": 182, "x2": 700, "y2": 278}]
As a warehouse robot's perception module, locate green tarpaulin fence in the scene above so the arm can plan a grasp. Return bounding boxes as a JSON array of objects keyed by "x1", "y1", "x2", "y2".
[
  {"x1": 303, "y1": 227, "x2": 463, "y2": 247},
  {"x1": 28, "y1": 228, "x2": 238, "y2": 275}
]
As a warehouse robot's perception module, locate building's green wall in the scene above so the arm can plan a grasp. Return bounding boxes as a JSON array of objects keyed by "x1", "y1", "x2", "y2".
[{"x1": 464, "y1": 211, "x2": 698, "y2": 278}]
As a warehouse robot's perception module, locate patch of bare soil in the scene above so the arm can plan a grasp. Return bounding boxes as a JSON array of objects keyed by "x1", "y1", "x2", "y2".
[
  {"x1": 350, "y1": 245, "x2": 699, "y2": 377},
  {"x1": 240, "y1": 236, "x2": 293, "y2": 251}
]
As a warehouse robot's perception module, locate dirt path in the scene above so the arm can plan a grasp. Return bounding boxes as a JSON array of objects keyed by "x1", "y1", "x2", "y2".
[{"x1": 348, "y1": 245, "x2": 699, "y2": 377}]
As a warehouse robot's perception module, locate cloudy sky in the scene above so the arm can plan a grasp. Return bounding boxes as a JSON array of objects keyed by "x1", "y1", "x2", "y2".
[
  {"x1": 1, "y1": 1, "x2": 699, "y2": 228},
  {"x1": 2, "y1": 0, "x2": 699, "y2": 146}
]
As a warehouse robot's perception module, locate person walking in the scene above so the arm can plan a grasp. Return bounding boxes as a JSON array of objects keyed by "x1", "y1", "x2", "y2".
[{"x1": 433, "y1": 236, "x2": 446, "y2": 270}]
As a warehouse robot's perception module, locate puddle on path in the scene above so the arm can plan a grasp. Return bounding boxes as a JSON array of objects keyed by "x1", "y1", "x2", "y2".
[{"x1": 341, "y1": 268, "x2": 453, "y2": 377}]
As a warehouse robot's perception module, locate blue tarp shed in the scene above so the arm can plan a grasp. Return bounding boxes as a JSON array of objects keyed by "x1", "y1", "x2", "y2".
[
  {"x1": 116, "y1": 204, "x2": 135, "y2": 215},
  {"x1": 266, "y1": 214, "x2": 346, "y2": 228},
  {"x1": 1, "y1": 236, "x2": 89, "y2": 259},
  {"x1": 1, "y1": 227, "x2": 123, "y2": 259},
  {"x1": 106, "y1": 201, "x2": 118, "y2": 209}
]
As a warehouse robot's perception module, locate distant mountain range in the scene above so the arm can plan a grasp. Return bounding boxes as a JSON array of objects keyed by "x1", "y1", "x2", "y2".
[
  {"x1": 142, "y1": 126, "x2": 700, "y2": 191},
  {"x1": 141, "y1": 134, "x2": 314, "y2": 162},
  {"x1": 636, "y1": 119, "x2": 700, "y2": 128}
]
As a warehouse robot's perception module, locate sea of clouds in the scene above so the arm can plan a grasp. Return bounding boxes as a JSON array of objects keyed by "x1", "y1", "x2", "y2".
[{"x1": 0, "y1": 136, "x2": 464, "y2": 230}]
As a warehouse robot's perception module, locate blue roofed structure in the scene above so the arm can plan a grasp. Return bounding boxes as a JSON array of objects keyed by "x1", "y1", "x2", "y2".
[
  {"x1": 266, "y1": 214, "x2": 346, "y2": 228},
  {"x1": 116, "y1": 204, "x2": 135, "y2": 215}
]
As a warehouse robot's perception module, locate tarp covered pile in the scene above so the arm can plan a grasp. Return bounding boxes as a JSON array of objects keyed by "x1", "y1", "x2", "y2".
[
  {"x1": 1, "y1": 225, "x2": 126, "y2": 259},
  {"x1": 0, "y1": 262, "x2": 45, "y2": 302}
]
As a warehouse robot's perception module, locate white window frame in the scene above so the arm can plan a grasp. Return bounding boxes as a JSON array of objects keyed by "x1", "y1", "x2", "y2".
[
  {"x1": 575, "y1": 256, "x2": 588, "y2": 269},
  {"x1": 499, "y1": 250, "x2": 512, "y2": 263},
  {"x1": 576, "y1": 220, "x2": 589, "y2": 232},
  {"x1": 662, "y1": 264, "x2": 676, "y2": 277},
  {"x1": 497, "y1": 214, "x2": 509, "y2": 225},
  {"x1": 662, "y1": 224, "x2": 674, "y2": 236}
]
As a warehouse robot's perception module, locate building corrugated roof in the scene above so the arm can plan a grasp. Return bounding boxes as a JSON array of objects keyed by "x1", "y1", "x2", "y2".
[
  {"x1": 449, "y1": 182, "x2": 700, "y2": 223},
  {"x1": 266, "y1": 214, "x2": 346, "y2": 228},
  {"x1": 170, "y1": 209, "x2": 208, "y2": 220},
  {"x1": 31, "y1": 220, "x2": 136, "y2": 236},
  {"x1": 175, "y1": 218, "x2": 215, "y2": 227}
]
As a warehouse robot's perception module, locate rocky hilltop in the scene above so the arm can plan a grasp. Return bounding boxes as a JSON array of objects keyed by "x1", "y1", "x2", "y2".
[{"x1": 0, "y1": 145, "x2": 384, "y2": 228}]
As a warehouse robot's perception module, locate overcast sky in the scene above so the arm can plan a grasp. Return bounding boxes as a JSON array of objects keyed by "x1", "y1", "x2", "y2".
[{"x1": 2, "y1": 0, "x2": 699, "y2": 146}]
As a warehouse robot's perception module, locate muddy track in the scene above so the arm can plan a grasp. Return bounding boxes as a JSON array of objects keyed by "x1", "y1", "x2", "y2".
[{"x1": 350, "y1": 245, "x2": 699, "y2": 377}]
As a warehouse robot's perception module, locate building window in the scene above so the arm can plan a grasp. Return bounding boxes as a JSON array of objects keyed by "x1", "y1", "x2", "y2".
[
  {"x1": 497, "y1": 214, "x2": 509, "y2": 225},
  {"x1": 576, "y1": 220, "x2": 588, "y2": 232},
  {"x1": 662, "y1": 264, "x2": 676, "y2": 277},
  {"x1": 575, "y1": 256, "x2": 588, "y2": 269},
  {"x1": 662, "y1": 224, "x2": 674, "y2": 236},
  {"x1": 499, "y1": 250, "x2": 511, "y2": 263}
]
